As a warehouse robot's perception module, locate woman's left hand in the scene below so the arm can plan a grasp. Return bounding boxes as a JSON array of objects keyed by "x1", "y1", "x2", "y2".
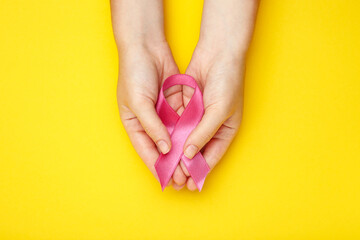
[{"x1": 182, "y1": 44, "x2": 245, "y2": 191}]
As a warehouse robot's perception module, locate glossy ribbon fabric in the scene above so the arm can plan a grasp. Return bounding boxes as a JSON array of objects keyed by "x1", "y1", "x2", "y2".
[{"x1": 155, "y1": 74, "x2": 210, "y2": 191}]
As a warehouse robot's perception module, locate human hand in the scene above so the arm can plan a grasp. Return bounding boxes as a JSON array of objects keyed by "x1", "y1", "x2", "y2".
[
  {"x1": 181, "y1": 0, "x2": 258, "y2": 190},
  {"x1": 112, "y1": 0, "x2": 189, "y2": 190},
  {"x1": 118, "y1": 42, "x2": 192, "y2": 189},
  {"x1": 182, "y1": 45, "x2": 245, "y2": 190}
]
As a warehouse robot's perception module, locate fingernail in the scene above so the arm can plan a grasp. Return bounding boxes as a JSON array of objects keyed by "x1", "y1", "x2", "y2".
[
  {"x1": 157, "y1": 140, "x2": 170, "y2": 154},
  {"x1": 184, "y1": 145, "x2": 198, "y2": 159}
]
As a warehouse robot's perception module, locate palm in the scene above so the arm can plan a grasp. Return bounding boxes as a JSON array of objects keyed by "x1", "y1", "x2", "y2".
[
  {"x1": 183, "y1": 48, "x2": 244, "y2": 190},
  {"x1": 118, "y1": 44, "x2": 189, "y2": 189}
]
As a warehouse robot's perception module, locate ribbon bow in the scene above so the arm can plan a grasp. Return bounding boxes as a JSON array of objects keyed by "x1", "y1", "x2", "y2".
[{"x1": 155, "y1": 74, "x2": 210, "y2": 191}]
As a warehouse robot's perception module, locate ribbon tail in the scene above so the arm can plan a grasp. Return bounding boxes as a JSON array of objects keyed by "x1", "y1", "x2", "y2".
[
  {"x1": 155, "y1": 153, "x2": 180, "y2": 191},
  {"x1": 181, "y1": 153, "x2": 210, "y2": 191}
]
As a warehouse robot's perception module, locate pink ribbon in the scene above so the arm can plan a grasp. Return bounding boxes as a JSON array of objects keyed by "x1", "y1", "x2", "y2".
[{"x1": 155, "y1": 74, "x2": 210, "y2": 191}]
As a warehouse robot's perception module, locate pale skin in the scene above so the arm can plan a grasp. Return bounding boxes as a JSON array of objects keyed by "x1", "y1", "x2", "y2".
[{"x1": 111, "y1": 0, "x2": 258, "y2": 190}]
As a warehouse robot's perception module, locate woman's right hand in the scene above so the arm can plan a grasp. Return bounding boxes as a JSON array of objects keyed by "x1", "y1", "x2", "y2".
[
  {"x1": 112, "y1": 0, "x2": 188, "y2": 190},
  {"x1": 117, "y1": 41, "x2": 190, "y2": 190}
]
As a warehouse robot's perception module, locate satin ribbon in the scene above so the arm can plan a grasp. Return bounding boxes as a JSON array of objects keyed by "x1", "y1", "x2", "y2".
[{"x1": 155, "y1": 74, "x2": 210, "y2": 191}]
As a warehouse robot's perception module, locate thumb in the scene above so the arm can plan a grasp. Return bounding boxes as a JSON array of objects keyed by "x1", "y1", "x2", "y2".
[
  {"x1": 183, "y1": 107, "x2": 227, "y2": 159},
  {"x1": 131, "y1": 100, "x2": 171, "y2": 154}
]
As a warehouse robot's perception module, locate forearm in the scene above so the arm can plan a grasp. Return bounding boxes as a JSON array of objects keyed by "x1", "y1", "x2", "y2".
[
  {"x1": 111, "y1": 0, "x2": 166, "y2": 49},
  {"x1": 199, "y1": 0, "x2": 258, "y2": 56}
]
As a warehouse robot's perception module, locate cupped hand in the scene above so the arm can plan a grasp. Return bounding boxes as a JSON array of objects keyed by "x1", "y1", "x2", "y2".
[
  {"x1": 117, "y1": 42, "x2": 190, "y2": 190},
  {"x1": 182, "y1": 45, "x2": 246, "y2": 191}
]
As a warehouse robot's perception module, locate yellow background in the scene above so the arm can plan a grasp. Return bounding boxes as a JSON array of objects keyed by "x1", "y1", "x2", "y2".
[{"x1": 1, "y1": 0, "x2": 360, "y2": 239}]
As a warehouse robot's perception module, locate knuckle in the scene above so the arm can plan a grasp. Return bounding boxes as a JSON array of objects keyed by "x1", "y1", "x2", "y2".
[
  {"x1": 211, "y1": 99, "x2": 234, "y2": 116},
  {"x1": 187, "y1": 179, "x2": 197, "y2": 191},
  {"x1": 217, "y1": 103, "x2": 233, "y2": 118},
  {"x1": 128, "y1": 98, "x2": 147, "y2": 112},
  {"x1": 173, "y1": 173, "x2": 186, "y2": 185},
  {"x1": 196, "y1": 130, "x2": 213, "y2": 146},
  {"x1": 143, "y1": 120, "x2": 164, "y2": 140},
  {"x1": 142, "y1": 123, "x2": 156, "y2": 138}
]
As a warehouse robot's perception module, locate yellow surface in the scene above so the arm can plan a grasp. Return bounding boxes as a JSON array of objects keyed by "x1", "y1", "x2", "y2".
[{"x1": 1, "y1": 0, "x2": 360, "y2": 239}]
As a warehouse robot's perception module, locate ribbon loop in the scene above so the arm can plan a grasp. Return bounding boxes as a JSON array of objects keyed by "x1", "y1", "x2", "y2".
[{"x1": 155, "y1": 74, "x2": 210, "y2": 191}]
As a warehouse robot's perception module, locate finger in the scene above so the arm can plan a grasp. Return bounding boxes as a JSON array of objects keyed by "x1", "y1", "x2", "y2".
[
  {"x1": 172, "y1": 183, "x2": 185, "y2": 191},
  {"x1": 164, "y1": 84, "x2": 184, "y2": 115},
  {"x1": 181, "y1": 84, "x2": 195, "y2": 108},
  {"x1": 131, "y1": 100, "x2": 171, "y2": 155},
  {"x1": 180, "y1": 160, "x2": 190, "y2": 177},
  {"x1": 201, "y1": 114, "x2": 241, "y2": 169},
  {"x1": 183, "y1": 107, "x2": 228, "y2": 159},
  {"x1": 172, "y1": 165, "x2": 187, "y2": 186},
  {"x1": 202, "y1": 137, "x2": 232, "y2": 171},
  {"x1": 167, "y1": 178, "x2": 173, "y2": 187},
  {"x1": 186, "y1": 177, "x2": 198, "y2": 191},
  {"x1": 120, "y1": 111, "x2": 161, "y2": 181}
]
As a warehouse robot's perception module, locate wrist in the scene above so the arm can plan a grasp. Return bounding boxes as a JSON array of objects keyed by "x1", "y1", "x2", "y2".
[
  {"x1": 111, "y1": 0, "x2": 166, "y2": 51},
  {"x1": 115, "y1": 31, "x2": 167, "y2": 54},
  {"x1": 198, "y1": 35, "x2": 249, "y2": 59},
  {"x1": 196, "y1": 34, "x2": 248, "y2": 63},
  {"x1": 198, "y1": 0, "x2": 258, "y2": 59}
]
